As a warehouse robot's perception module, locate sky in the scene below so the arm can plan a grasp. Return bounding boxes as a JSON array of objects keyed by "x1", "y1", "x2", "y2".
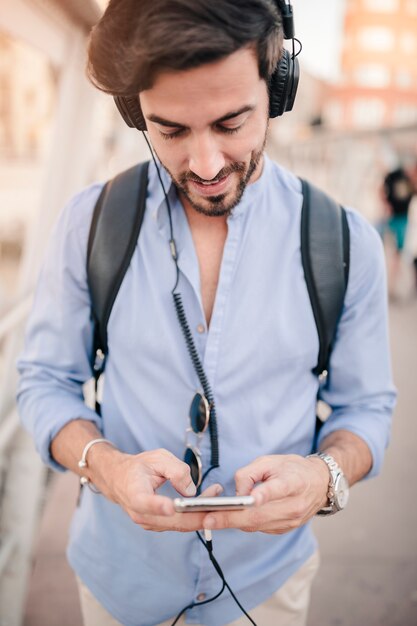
[{"x1": 292, "y1": 0, "x2": 347, "y2": 81}]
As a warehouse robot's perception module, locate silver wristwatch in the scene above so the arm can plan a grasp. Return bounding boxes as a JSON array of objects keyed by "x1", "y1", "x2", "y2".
[{"x1": 311, "y1": 452, "x2": 350, "y2": 516}]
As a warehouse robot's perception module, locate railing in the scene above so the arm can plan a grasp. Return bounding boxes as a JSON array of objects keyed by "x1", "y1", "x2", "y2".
[
  {"x1": 0, "y1": 296, "x2": 32, "y2": 453},
  {"x1": 0, "y1": 1, "x2": 103, "y2": 622},
  {"x1": 268, "y1": 122, "x2": 417, "y2": 225}
]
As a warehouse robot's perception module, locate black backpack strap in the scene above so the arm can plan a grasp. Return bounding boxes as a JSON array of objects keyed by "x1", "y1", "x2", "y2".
[
  {"x1": 87, "y1": 161, "x2": 150, "y2": 387},
  {"x1": 300, "y1": 178, "x2": 350, "y2": 378}
]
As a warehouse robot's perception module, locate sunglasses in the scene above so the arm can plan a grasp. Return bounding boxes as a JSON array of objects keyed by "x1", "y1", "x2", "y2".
[{"x1": 183, "y1": 392, "x2": 211, "y2": 488}]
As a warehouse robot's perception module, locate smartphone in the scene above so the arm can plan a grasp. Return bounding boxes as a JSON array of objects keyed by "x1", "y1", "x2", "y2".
[{"x1": 173, "y1": 495, "x2": 255, "y2": 513}]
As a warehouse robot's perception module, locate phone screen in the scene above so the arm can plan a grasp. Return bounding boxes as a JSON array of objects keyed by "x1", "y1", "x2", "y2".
[{"x1": 174, "y1": 495, "x2": 255, "y2": 513}]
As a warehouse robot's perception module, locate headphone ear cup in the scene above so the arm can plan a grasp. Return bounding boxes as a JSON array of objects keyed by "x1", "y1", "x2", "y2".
[
  {"x1": 114, "y1": 96, "x2": 147, "y2": 131},
  {"x1": 269, "y1": 48, "x2": 300, "y2": 118}
]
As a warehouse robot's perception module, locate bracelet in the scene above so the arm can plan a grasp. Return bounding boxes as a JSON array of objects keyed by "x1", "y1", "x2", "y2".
[{"x1": 78, "y1": 438, "x2": 113, "y2": 494}]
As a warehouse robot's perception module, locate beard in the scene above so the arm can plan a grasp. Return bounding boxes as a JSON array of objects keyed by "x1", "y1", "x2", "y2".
[{"x1": 159, "y1": 136, "x2": 266, "y2": 218}]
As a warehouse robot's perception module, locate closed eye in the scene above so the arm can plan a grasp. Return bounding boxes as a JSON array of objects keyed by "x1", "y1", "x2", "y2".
[
  {"x1": 215, "y1": 111, "x2": 249, "y2": 135},
  {"x1": 156, "y1": 111, "x2": 249, "y2": 140},
  {"x1": 216, "y1": 124, "x2": 242, "y2": 135},
  {"x1": 158, "y1": 127, "x2": 186, "y2": 140},
  {"x1": 158, "y1": 125, "x2": 241, "y2": 140}
]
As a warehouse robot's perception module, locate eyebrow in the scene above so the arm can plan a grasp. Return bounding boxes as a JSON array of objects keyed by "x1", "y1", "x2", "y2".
[{"x1": 146, "y1": 105, "x2": 255, "y2": 128}]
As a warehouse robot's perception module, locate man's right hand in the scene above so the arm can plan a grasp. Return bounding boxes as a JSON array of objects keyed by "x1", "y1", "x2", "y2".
[
  {"x1": 94, "y1": 446, "x2": 223, "y2": 532},
  {"x1": 50, "y1": 421, "x2": 221, "y2": 532}
]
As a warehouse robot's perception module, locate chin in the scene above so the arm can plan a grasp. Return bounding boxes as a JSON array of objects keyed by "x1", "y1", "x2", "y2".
[{"x1": 185, "y1": 189, "x2": 242, "y2": 218}]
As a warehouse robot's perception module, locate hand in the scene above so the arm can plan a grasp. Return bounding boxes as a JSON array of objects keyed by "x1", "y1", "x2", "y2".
[
  {"x1": 102, "y1": 447, "x2": 223, "y2": 531},
  {"x1": 201, "y1": 454, "x2": 329, "y2": 534}
]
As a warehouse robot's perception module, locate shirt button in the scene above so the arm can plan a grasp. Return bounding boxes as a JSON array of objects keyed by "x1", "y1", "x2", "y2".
[
  {"x1": 196, "y1": 324, "x2": 205, "y2": 334},
  {"x1": 197, "y1": 592, "x2": 206, "y2": 601}
]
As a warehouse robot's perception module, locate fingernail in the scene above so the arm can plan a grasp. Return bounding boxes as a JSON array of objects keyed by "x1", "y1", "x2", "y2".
[
  {"x1": 186, "y1": 482, "x2": 197, "y2": 496},
  {"x1": 216, "y1": 484, "x2": 224, "y2": 495},
  {"x1": 204, "y1": 516, "x2": 215, "y2": 529}
]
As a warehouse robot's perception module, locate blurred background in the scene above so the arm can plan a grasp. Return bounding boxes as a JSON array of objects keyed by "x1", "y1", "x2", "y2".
[{"x1": 0, "y1": 1, "x2": 416, "y2": 625}]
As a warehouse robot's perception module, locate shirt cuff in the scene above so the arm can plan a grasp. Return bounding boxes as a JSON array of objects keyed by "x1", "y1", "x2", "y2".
[
  {"x1": 316, "y1": 409, "x2": 392, "y2": 479},
  {"x1": 30, "y1": 401, "x2": 103, "y2": 472}
]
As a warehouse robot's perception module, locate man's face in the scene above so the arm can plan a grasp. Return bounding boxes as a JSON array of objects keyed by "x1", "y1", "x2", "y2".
[{"x1": 140, "y1": 47, "x2": 269, "y2": 217}]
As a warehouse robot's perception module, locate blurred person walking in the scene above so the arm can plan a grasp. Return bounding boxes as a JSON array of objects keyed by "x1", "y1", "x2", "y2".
[
  {"x1": 380, "y1": 165, "x2": 415, "y2": 298},
  {"x1": 16, "y1": 2, "x2": 396, "y2": 625}
]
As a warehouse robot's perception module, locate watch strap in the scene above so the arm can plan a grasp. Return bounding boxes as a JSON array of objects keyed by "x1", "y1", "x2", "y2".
[{"x1": 308, "y1": 452, "x2": 345, "y2": 516}]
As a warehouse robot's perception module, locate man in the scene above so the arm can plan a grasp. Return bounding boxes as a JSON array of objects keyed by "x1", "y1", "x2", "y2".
[
  {"x1": 380, "y1": 165, "x2": 414, "y2": 296},
  {"x1": 17, "y1": 1, "x2": 396, "y2": 625}
]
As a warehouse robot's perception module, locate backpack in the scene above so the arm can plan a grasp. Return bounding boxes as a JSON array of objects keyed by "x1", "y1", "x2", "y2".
[{"x1": 87, "y1": 161, "x2": 350, "y2": 428}]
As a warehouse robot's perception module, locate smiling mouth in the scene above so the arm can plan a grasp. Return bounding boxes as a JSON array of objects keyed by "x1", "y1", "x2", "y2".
[
  {"x1": 191, "y1": 174, "x2": 227, "y2": 185},
  {"x1": 188, "y1": 173, "x2": 231, "y2": 195}
]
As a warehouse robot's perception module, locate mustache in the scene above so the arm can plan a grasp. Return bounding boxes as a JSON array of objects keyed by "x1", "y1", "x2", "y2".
[{"x1": 179, "y1": 162, "x2": 246, "y2": 185}]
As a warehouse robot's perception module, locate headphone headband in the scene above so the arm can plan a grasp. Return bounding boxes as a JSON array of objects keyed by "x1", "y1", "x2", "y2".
[{"x1": 276, "y1": 1, "x2": 295, "y2": 40}]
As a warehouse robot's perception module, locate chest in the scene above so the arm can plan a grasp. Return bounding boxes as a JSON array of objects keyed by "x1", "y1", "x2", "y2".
[{"x1": 191, "y1": 226, "x2": 228, "y2": 327}]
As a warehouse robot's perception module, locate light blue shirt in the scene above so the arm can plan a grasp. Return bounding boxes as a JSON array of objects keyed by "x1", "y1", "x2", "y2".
[{"x1": 17, "y1": 155, "x2": 396, "y2": 626}]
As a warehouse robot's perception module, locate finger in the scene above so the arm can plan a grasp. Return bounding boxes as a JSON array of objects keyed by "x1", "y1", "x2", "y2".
[
  {"x1": 251, "y1": 476, "x2": 293, "y2": 505},
  {"x1": 202, "y1": 508, "x2": 258, "y2": 531},
  {"x1": 202, "y1": 499, "x2": 302, "y2": 533},
  {"x1": 146, "y1": 449, "x2": 197, "y2": 497},
  {"x1": 200, "y1": 483, "x2": 224, "y2": 498},
  {"x1": 234, "y1": 456, "x2": 278, "y2": 501},
  {"x1": 129, "y1": 492, "x2": 176, "y2": 517},
  {"x1": 130, "y1": 483, "x2": 223, "y2": 522},
  {"x1": 135, "y1": 510, "x2": 208, "y2": 532}
]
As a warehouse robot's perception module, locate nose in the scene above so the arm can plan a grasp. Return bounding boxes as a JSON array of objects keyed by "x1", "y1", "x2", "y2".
[{"x1": 188, "y1": 132, "x2": 226, "y2": 181}]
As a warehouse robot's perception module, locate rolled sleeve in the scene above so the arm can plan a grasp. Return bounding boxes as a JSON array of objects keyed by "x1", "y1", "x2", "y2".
[
  {"x1": 17, "y1": 184, "x2": 104, "y2": 471},
  {"x1": 317, "y1": 208, "x2": 397, "y2": 478}
]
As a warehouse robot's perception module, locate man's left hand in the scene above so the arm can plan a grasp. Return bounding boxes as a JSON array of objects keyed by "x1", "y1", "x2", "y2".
[{"x1": 202, "y1": 454, "x2": 330, "y2": 534}]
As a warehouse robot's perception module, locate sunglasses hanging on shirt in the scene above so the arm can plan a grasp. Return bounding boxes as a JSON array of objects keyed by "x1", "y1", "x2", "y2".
[{"x1": 184, "y1": 392, "x2": 211, "y2": 488}]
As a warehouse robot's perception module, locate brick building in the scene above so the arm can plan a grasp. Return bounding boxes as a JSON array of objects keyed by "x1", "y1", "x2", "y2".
[{"x1": 324, "y1": 0, "x2": 417, "y2": 129}]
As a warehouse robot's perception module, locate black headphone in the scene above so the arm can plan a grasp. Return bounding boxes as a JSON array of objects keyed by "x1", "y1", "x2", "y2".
[{"x1": 113, "y1": 0, "x2": 300, "y2": 131}]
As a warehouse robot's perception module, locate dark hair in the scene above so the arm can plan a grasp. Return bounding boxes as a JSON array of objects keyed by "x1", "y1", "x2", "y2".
[{"x1": 87, "y1": 0, "x2": 283, "y2": 96}]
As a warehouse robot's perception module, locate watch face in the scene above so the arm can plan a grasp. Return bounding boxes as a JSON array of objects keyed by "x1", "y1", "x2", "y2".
[{"x1": 335, "y1": 474, "x2": 349, "y2": 509}]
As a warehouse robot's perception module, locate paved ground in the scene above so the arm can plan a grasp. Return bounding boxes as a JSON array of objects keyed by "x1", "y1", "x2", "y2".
[
  {"x1": 308, "y1": 295, "x2": 417, "y2": 626},
  {"x1": 23, "y1": 297, "x2": 417, "y2": 626}
]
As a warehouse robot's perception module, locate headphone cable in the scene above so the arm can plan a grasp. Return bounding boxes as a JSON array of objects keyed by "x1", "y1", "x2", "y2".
[
  {"x1": 142, "y1": 132, "x2": 255, "y2": 625},
  {"x1": 141, "y1": 131, "x2": 220, "y2": 474},
  {"x1": 170, "y1": 531, "x2": 257, "y2": 626}
]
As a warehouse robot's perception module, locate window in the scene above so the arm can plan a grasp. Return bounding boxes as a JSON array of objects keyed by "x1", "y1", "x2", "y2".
[
  {"x1": 354, "y1": 64, "x2": 391, "y2": 88},
  {"x1": 393, "y1": 104, "x2": 417, "y2": 125},
  {"x1": 396, "y1": 71, "x2": 413, "y2": 88},
  {"x1": 363, "y1": 0, "x2": 399, "y2": 11},
  {"x1": 351, "y1": 98, "x2": 386, "y2": 128},
  {"x1": 400, "y1": 31, "x2": 417, "y2": 54},
  {"x1": 405, "y1": 0, "x2": 417, "y2": 14},
  {"x1": 358, "y1": 26, "x2": 394, "y2": 51}
]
